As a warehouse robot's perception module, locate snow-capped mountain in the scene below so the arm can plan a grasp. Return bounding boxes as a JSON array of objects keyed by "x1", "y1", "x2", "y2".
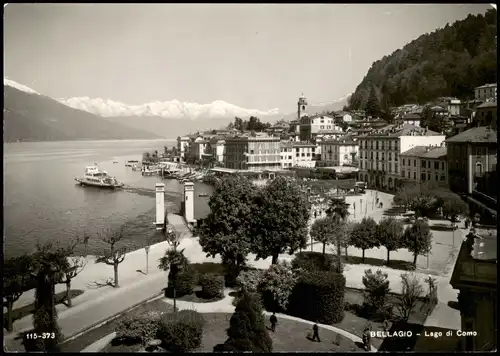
[
  {"x1": 4, "y1": 77, "x2": 41, "y2": 95},
  {"x1": 4, "y1": 77, "x2": 351, "y2": 124},
  {"x1": 57, "y1": 96, "x2": 281, "y2": 120}
]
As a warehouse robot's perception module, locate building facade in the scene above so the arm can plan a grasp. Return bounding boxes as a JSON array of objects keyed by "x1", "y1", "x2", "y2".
[
  {"x1": 358, "y1": 124, "x2": 446, "y2": 190},
  {"x1": 177, "y1": 136, "x2": 191, "y2": 161},
  {"x1": 445, "y1": 126, "x2": 497, "y2": 210},
  {"x1": 450, "y1": 230, "x2": 497, "y2": 351},
  {"x1": 319, "y1": 137, "x2": 359, "y2": 167},
  {"x1": 400, "y1": 145, "x2": 448, "y2": 186},
  {"x1": 475, "y1": 101, "x2": 497, "y2": 128},
  {"x1": 401, "y1": 113, "x2": 422, "y2": 127},
  {"x1": 224, "y1": 136, "x2": 281, "y2": 171},
  {"x1": 475, "y1": 83, "x2": 497, "y2": 101},
  {"x1": 280, "y1": 141, "x2": 294, "y2": 169},
  {"x1": 299, "y1": 115, "x2": 337, "y2": 142}
]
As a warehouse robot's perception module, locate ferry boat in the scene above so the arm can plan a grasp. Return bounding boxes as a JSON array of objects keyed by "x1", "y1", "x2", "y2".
[{"x1": 75, "y1": 165, "x2": 124, "y2": 189}]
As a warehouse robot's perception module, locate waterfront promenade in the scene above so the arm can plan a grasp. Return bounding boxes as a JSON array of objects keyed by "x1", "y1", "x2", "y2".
[{"x1": 5, "y1": 190, "x2": 464, "y2": 347}]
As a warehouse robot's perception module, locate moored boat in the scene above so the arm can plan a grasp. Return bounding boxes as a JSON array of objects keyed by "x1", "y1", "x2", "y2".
[{"x1": 75, "y1": 165, "x2": 124, "y2": 189}]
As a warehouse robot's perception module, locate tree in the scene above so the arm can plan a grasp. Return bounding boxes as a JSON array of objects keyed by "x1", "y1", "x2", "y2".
[
  {"x1": 158, "y1": 248, "x2": 189, "y2": 313},
  {"x1": 362, "y1": 269, "x2": 391, "y2": 312},
  {"x1": 62, "y1": 257, "x2": 86, "y2": 307},
  {"x1": 310, "y1": 216, "x2": 336, "y2": 255},
  {"x1": 60, "y1": 235, "x2": 89, "y2": 307},
  {"x1": 4, "y1": 255, "x2": 33, "y2": 331},
  {"x1": 397, "y1": 273, "x2": 424, "y2": 322},
  {"x1": 376, "y1": 217, "x2": 405, "y2": 265},
  {"x1": 97, "y1": 228, "x2": 127, "y2": 288},
  {"x1": 252, "y1": 176, "x2": 310, "y2": 264},
  {"x1": 30, "y1": 243, "x2": 70, "y2": 352},
  {"x1": 326, "y1": 197, "x2": 350, "y2": 263},
  {"x1": 142, "y1": 151, "x2": 152, "y2": 163},
  {"x1": 258, "y1": 261, "x2": 299, "y2": 311},
  {"x1": 403, "y1": 220, "x2": 433, "y2": 266},
  {"x1": 199, "y1": 176, "x2": 257, "y2": 285},
  {"x1": 365, "y1": 86, "x2": 381, "y2": 118},
  {"x1": 236, "y1": 269, "x2": 265, "y2": 293},
  {"x1": 350, "y1": 217, "x2": 379, "y2": 262},
  {"x1": 392, "y1": 184, "x2": 419, "y2": 212},
  {"x1": 216, "y1": 291, "x2": 273, "y2": 352},
  {"x1": 442, "y1": 196, "x2": 470, "y2": 229}
]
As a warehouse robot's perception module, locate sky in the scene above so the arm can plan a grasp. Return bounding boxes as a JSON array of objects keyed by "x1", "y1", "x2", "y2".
[{"x1": 3, "y1": 3, "x2": 494, "y2": 113}]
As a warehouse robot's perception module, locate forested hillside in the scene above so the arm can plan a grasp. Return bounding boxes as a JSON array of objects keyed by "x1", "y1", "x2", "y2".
[{"x1": 347, "y1": 9, "x2": 497, "y2": 112}]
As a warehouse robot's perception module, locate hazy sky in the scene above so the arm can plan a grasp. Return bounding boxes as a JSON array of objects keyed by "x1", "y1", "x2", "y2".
[{"x1": 3, "y1": 3, "x2": 493, "y2": 112}]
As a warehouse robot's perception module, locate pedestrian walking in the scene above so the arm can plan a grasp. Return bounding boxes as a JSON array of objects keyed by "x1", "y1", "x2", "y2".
[
  {"x1": 362, "y1": 327, "x2": 371, "y2": 351},
  {"x1": 312, "y1": 323, "x2": 321, "y2": 342},
  {"x1": 376, "y1": 197, "x2": 379, "y2": 205},
  {"x1": 383, "y1": 319, "x2": 390, "y2": 332},
  {"x1": 270, "y1": 312, "x2": 277, "y2": 332},
  {"x1": 380, "y1": 202, "x2": 383, "y2": 209}
]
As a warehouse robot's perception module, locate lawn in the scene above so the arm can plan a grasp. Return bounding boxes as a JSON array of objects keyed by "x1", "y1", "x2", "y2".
[
  {"x1": 342, "y1": 287, "x2": 433, "y2": 352},
  {"x1": 103, "y1": 310, "x2": 362, "y2": 352},
  {"x1": 341, "y1": 254, "x2": 415, "y2": 271},
  {"x1": 3, "y1": 289, "x2": 84, "y2": 330}
]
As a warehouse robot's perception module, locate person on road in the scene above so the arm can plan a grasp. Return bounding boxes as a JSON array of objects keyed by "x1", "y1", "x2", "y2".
[
  {"x1": 312, "y1": 323, "x2": 321, "y2": 342},
  {"x1": 270, "y1": 313, "x2": 278, "y2": 332}
]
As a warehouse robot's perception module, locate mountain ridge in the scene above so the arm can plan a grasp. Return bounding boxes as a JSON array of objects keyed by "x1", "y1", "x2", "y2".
[{"x1": 347, "y1": 9, "x2": 496, "y2": 111}]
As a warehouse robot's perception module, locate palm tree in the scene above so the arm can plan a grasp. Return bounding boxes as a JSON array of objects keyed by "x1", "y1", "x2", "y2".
[
  {"x1": 158, "y1": 226, "x2": 187, "y2": 312},
  {"x1": 326, "y1": 197, "x2": 351, "y2": 268},
  {"x1": 158, "y1": 248, "x2": 188, "y2": 313}
]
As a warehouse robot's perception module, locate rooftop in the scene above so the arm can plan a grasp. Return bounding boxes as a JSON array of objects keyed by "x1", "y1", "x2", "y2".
[
  {"x1": 476, "y1": 83, "x2": 497, "y2": 89},
  {"x1": 473, "y1": 228, "x2": 497, "y2": 261},
  {"x1": 445, "y1": 126, "x2": 497, "y2": 144},
  {"x1": 430, "y1": 105, "x2": 447, "y2": 112},
  {"x1": 477, "y1": 101, "x2": 497, "y2": 109},
  {"x1": 359, "y1": 123, "x2": 441, "y2": 138},
  {"x1": 403, "y1": 113, "x2": 422, "y2": 120}
]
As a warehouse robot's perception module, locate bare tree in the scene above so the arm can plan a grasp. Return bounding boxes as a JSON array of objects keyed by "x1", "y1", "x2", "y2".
[
  {"x1": 54, "y1": 234, "x2": 90, "y2": 307},
  {"x1": 98, "y1": 229, "x2": 127, "y2": 288},
  {"x1": 397, "y1": 273, "x2": 424, "y2": 322}
]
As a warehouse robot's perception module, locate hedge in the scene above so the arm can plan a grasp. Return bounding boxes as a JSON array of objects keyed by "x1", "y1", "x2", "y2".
[
  {"x1": 188, "y1": 263, "x2": 226, "y2": 285},
  {"x1": 292, "y1": 251, "x2": 343, "y2": 273},
  {"x1": 199, "y1": 273, "x2": 224, "y2": 300},
  {"x1": 115, "y1": 310, "x2": 163, "y2": 345},
  {"x1": 288, "y1": 270, "x2": 345, "y2": 324},
  {"x1": 165, "y1": 269, "x2": 195, "y2": 298},
  {"x1": 157, "y1": 310, "x2": 205, "y2": 352}
]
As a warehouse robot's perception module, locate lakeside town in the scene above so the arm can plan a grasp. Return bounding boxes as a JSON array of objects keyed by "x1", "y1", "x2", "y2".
[
  {"x1": 5, "y1": 83, "x2": 496, "y2": 353},
  {"x1": 4, "y1": 4, "x2": 497, "y2": 354}
]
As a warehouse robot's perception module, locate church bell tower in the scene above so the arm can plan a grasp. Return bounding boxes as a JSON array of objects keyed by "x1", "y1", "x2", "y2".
[{"x1": 297, "y1": 93, "x2": 308, "y2": 120}]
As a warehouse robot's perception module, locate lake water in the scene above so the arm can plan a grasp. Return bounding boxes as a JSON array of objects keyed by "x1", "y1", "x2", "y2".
[{"x1": 3, "y1": 140, "x2": 213, "y2": 258}]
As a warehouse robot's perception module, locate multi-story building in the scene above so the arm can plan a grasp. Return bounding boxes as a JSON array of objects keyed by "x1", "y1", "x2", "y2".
[
  {"x1": 177, "y1": 136, "x2": 191, "y2": 161},
  {"x1": 358, "y1": 124, "x2": 446, "y2": 190},
  {"x1": 401, "y1": 113, "x2": 422, "y2": 127},
  {"x1": 450, "y1": 228, "x2": 497, "y2": 351},
  {"x1": 319, "y1": 137, "x2": 359, "y2": 167},
  {"x1": 290, "y1": 142, "x2": 317, "y2": 168},
  {"x1": 445, "y1": 126, "x2": 497, "y2": 211},
  {"x1": 186, "y1": 136, "x2": 208, "y2": 163},
  {"x1": 280, "y1": 141, "x2": 294, "y2": 169},
  {"x1": 224, "y1": 135, "x2": 281, "y2": 171},
  {"x1": 299, "y1": 114, "x2": 337, "y2": 142},
  {"x1": 474, "y1": 83, "x2": 497, "y2": 101},
  {"x1": 334, "y1": 112, "x2": 353, "y2": 122},
  {"x1": 208, "y1": 136, "x2": 226, "y2": 165},
  {"x1": 400, "y1": 144, "x2": 447, "y2": 186},
  {"x1": 475, "y1": 101, "x2": 497, "y2": 128}
]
